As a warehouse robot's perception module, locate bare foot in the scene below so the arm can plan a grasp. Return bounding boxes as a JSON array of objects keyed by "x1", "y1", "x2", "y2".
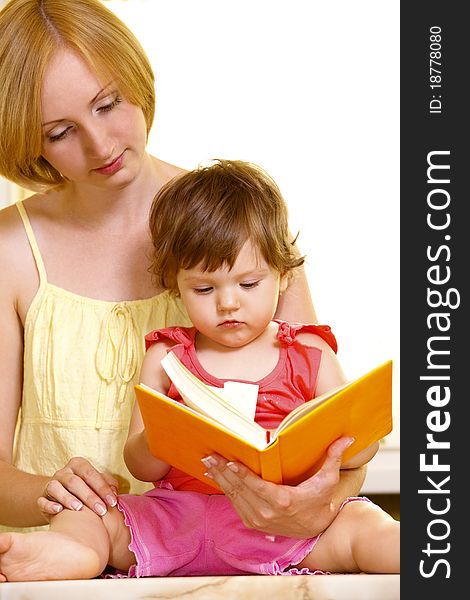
[{"x1": 0, "y1": 531, "x2": 101, "y2": 582}]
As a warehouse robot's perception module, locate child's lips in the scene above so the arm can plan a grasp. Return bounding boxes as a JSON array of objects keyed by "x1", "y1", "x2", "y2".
[{"x1": 218, "y1": 320, "x2": 243, "y2": 328}]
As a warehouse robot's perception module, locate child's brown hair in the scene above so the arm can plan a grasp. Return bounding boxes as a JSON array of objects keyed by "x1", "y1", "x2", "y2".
[{"x1": 149, "y1": 159, "x2": 304, "y2": 293}]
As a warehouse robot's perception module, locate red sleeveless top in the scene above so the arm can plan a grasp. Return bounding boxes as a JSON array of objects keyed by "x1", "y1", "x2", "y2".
[{"x1": 144, "y1": 320, "x2": 337, "y2": 494}]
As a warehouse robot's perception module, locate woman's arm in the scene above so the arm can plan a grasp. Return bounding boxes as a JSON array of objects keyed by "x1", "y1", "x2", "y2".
[
  {"x1": 275, "y1": 266, "x2": 318, "y2": 324},
  {"x1": 0, "y1": 218, "x2": 50, "y2": 527},
  {"x1": 0, "y1": 303, "x2": 118, "y2": 525},
  {"x1": 0, "y1": 210, "x2": 118, "y2": 525},
  {"x1": 0, "y1": 218, "x2": 59, "y2": 525}
]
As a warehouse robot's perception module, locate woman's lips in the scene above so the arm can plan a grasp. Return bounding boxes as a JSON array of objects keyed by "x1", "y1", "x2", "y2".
[{"x1": 94, "y1": 152, "x2": 124, "y2": 175}]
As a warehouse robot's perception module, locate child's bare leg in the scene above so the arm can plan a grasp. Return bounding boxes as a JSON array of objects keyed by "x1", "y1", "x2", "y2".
[
  {"x1": 0, "y1": 505, "x2": 134, "y2": 582},
  {"x1": 297, "y1": 500, "x2": 400, "y2": 574}
]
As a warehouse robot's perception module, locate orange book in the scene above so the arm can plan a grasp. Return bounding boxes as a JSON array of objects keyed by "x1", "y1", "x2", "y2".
[{"x1": 135, "y1": 355, "x2": 393, "y2": 488}]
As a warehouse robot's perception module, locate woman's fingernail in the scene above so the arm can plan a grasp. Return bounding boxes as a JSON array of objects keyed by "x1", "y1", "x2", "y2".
[
  {"x1": 106, "y1": 494, "x2": 117, "y2": 507},
  {"x1": 94, "y1": 502, "x2": 107, "y2": 516},
  {"x1": 346, "y1": 437, "x2": 355, "y2": 447},
  {"x1": 201, "y1": 456, "x2": 218, "y2": 467},
  {"x1": 227, "y1": 462, "x2": 239, "y2": 473},
  {"x1": 204, "y1": 471, "x2": 214, "y2": 480},
  {"x1": 71, "y1": 500, "x2": 83, "y2": 511},
  {"x1": 52, "y1": 504, "x2": 63, "y2": 513}
]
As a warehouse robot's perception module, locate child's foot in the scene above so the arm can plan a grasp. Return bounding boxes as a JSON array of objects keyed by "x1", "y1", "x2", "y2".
[{"x1": 0, "y1": 531, "x2": 101, "y2": 582}]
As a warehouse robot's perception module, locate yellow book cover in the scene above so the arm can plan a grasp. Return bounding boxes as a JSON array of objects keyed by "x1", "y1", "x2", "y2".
[{"x1": 135, "y1": 357, "x2": 393, "y2": 488}]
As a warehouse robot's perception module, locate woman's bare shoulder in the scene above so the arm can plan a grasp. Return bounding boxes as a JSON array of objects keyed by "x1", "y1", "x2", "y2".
[
  {"x1": 152, "y1": 156, "x2": 188, "y2": 182},
  {"x1": 0, "y1": 196, "x2": 42, "y2": 303},
  {"x1": 0, "y1": 202, "x2": 23, "y2": 245},
  {"x1": 0, "y1": 192, "x2": 51, "y2": 240}
]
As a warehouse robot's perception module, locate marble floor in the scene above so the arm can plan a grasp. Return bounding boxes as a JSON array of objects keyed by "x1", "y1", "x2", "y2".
[{"x1": 0, "y1": 574, "x2": 400, "y2": 600}]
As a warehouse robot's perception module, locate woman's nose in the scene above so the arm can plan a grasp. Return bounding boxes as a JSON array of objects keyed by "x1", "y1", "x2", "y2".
[{"x1": 83, "y1": 123, "x2": 113, "y2": 160}]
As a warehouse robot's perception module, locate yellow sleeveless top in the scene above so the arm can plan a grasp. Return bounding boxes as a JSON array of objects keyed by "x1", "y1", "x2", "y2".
[{"x1": 7, "y1": 201, "x2": 191, "y2": 531}]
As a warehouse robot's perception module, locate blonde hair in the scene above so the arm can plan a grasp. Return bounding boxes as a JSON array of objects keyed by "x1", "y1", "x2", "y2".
[
  {"x1": 149, "y1": 159, "x2": 304, "y2": 293},
  {"x1": 0, "y1": 0, "x2": 155, "y2": 190}
]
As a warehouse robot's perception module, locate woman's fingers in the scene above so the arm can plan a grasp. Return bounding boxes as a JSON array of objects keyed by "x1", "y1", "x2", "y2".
[
  {"x1": 201, "y1": 437, "x2": 355, "y2": 538},
  {"x1": 308, "y1": 436, "x2": 353, "y2": 486},
  {"x1": 36, "y1": 495, "x2": 63, "y2": 517},
  {"x1": 37, "y1": 457, "x2": 119, "y2": 517},
  {"x1": 202, "y1": 455, "x2": 283, "y2": 530}
]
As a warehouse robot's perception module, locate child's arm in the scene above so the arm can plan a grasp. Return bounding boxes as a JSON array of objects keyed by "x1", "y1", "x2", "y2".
[
  {"x1": 123, "y1": 342, "x2": 174, "y2": 482},
  {"x1": 340, "y1": 442, "x2": 379, "y2": 469},
  {"x1": 298, "y1": 332, "x2": 379, "y2": 470}
]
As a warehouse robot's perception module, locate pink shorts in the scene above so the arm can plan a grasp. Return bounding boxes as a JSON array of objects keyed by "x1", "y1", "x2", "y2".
[{"x1": 116, "y1": 487, "x2": 369, "y2": 577}]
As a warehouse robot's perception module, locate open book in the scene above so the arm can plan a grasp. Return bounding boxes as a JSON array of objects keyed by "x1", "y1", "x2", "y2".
[{"x1": 135, "y1": 353, "x2": 393, "y2": 487}]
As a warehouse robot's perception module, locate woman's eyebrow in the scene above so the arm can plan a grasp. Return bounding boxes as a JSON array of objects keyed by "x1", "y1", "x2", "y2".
[
  {"x1": 89, "y1": 81, "x2": 115, "y2": 104},
  {"x1": 41, "y1": 81, "x2": 115, "y2": 127}
]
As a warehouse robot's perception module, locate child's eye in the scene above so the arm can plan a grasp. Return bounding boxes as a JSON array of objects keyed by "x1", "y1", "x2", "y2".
[
  {"x1": 193, "y1": 286, "x2": 213, "y2": 294},
  {"x1": 240, "y1": 280, "x2": 260, "y2": 289},
  {"x1": 97, "y1": 96, "x2": 123, "y2": 113}
]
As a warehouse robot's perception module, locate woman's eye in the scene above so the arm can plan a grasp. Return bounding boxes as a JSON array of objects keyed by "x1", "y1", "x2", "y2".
[
  {"x1": 240, "y1": 280, "x2": 260, "y2": 289},
  {"x1": 48, "y1": 127, "x2": 72, "y2": 143},
  {"x1": 194, "y1": 287, "x2": 213, "y2": 294},
  {"x1": 97, "y1": 96, "x2": 122, "y2": 113}
]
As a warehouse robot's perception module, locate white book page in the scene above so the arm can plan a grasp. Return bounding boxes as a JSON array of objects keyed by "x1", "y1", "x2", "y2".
[
  {"x1": 208, "y1": 381, "x2": 259, "y2": 422},
  {"x1": 161, "y1": 353, "x2": 267, "y2": 448}
]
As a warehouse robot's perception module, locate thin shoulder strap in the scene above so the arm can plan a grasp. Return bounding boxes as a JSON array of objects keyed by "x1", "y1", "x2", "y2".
[{"x1": 16, "y1": 200, "x2": 48, "y2": 285}]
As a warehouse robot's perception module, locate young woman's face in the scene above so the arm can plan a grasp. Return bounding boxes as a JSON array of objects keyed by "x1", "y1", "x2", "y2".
[
  {"x1": 177, "y1": 240, "x2": 288, "y2": 349},
  {"x1": 40, "y1": 48, "x2": 148, "y2": 188}
]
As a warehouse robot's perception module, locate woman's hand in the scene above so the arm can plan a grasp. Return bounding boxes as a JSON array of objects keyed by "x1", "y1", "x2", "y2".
[
  {"x1": 202, "y1": 437, "x2": 365, "y2": 538},
  {"x1": 37, "y1": 457, "x2": 119, "y2": 517}
]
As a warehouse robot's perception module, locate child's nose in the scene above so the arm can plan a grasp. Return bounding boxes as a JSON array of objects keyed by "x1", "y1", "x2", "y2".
[{"x1": 217, "y1": 291, "x2": 240, "y2": 312}]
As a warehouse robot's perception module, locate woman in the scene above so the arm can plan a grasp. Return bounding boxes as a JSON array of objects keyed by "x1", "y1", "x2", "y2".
[{"x1": 0, "y1": 0, "x2": 364, "y2": 537}]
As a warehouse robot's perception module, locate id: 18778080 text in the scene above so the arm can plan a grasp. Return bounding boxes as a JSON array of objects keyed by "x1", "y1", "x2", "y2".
[{"x1": 429, "y1": 25, "x2": 442, "y2": 114}]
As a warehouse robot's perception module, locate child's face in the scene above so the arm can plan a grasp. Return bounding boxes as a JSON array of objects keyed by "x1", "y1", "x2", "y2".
[{"x1": 176, "y1": 240, "x2": 288, "y2": 349}]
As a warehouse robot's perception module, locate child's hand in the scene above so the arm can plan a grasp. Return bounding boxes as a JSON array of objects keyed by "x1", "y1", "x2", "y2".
[
  {"x1": 203, "y1": 436, "x2": 364, "y2": 538},
  {"x1": 37, "y1": 457, "x2": 119, "y2": 517}
]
